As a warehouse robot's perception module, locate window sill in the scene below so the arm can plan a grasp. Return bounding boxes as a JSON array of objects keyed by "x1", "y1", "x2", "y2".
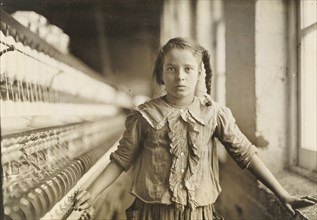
[{"x1": 273, "y1": 169, "x2": 317, "y2": 219}]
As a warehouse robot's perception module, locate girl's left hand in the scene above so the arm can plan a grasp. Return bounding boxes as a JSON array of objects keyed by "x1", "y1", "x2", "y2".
[{"x1": 281, "y1": 194, "x2": 316, "y2": 215}]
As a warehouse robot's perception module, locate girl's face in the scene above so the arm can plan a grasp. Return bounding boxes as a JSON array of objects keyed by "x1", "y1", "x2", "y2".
[{"x1": 162, "y1": 48, "x2": 200, "y2": 105}]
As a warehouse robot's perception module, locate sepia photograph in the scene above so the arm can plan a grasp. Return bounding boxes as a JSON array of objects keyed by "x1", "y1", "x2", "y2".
[{"x1": 0, "y1": 0, "x2": 316, "y2": 219}]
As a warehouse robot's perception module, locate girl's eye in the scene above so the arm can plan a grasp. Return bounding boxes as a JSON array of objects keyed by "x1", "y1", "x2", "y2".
[
  {"x1": 167, "y1": 67, "x2": 175, "y2": 72},
  {"x1": 185, "y1": 67, "x2": 193, "y2": 72}
]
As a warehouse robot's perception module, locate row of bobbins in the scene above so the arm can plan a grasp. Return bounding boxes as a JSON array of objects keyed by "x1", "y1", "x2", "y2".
[
  {"x1": 0, "y1": 27, "x2": 128, "y2": 118},
  {"x1": 4, "y1": 148, "x2": 102, "y2": 220}
]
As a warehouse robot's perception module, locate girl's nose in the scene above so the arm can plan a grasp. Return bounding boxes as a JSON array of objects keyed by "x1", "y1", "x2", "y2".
[{"x1": 176, "y1": 69, "x2": 185, "y2": 81}]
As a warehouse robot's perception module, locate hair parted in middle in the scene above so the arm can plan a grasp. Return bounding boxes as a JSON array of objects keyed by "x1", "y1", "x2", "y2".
[{"x1": 153, "y1": 37, "x2": 213, "y2": 95}]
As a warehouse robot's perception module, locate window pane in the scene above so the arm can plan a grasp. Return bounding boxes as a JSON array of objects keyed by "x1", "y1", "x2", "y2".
[
  {"x1": 301, "y1": 0, "x2": 317, "y2": 28},
  {"x1": 301, "y1": 29, "x2": 317, "y2": 151}
]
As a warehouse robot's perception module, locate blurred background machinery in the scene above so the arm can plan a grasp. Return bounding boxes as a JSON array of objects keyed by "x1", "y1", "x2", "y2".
[{"x1": 0, "y1": 9, "x2": 135, "y2": 219}]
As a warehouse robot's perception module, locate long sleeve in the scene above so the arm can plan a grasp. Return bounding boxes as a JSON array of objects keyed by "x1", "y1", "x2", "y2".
[
  {"x1": 110, "y1": 110, "x2": 145, "y2": 172},
  {"x1": 214, "y1": 105, "x2": 258, "y2": 169}
]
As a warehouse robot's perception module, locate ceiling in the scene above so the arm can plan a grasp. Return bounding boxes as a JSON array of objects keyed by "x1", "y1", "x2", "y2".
[{"x1": 1, "y1": 0, "x2": 163, "y2": 75}]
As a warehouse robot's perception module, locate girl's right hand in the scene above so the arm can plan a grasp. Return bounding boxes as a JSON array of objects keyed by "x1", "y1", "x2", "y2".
[{"x1": 73, "y1": 189, "x2": 94, "y2": 211}]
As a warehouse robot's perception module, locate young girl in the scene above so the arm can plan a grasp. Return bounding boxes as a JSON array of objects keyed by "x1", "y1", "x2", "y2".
[{"x1": 74, "y1": 37, "x2": 314, "y2": 219}]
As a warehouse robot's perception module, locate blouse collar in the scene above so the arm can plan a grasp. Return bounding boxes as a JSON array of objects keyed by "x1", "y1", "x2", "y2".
[{"x1": 136, "y1": 96, "x2": 212, "y2": 129}]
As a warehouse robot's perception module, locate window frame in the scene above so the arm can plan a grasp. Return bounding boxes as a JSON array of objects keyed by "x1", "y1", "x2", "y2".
[{"x1": 288, "y1": 0, "x2": 317, "y2": 181}]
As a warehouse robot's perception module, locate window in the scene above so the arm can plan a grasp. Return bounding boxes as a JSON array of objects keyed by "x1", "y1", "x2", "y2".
[{"x1": 297, "y1": 0, "x2": 317, "y2": 171}]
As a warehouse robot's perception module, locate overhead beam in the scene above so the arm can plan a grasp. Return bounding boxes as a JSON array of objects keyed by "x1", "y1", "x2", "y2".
[{"x1": 93, "y1": 0, "x2": 113, "y2": 76}]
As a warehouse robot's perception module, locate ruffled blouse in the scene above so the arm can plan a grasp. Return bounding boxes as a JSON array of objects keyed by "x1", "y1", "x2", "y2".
[{"x1": 110, "y1": 96, "x2": 257, "y2": 210}]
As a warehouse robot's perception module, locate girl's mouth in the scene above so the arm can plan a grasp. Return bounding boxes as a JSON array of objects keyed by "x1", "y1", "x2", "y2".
[{"x1": 176, "y1": 85, "x2": 186, "y2": 88}]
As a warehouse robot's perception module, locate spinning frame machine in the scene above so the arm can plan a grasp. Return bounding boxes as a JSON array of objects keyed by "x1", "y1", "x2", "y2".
[{"x1": 0, "y1": 10, "x2": 133, "y2": 220}]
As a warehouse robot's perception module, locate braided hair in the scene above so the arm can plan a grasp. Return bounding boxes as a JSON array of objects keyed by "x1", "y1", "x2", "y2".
[{"x1": 153, "y1": 38, "x2": 213, "y2": 100}]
